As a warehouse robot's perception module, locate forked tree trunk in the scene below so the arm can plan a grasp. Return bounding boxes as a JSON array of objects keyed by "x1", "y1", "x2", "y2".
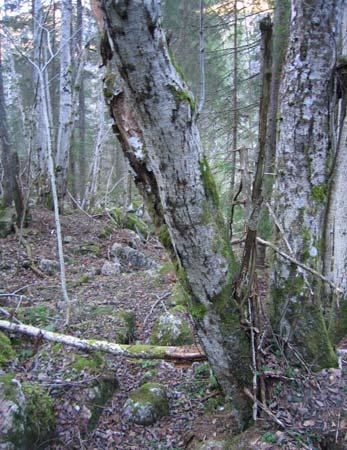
[
  {"x1": 269, "y1": 0, "x2": 342, "y2": 369},
  {"x1": 99, "y1": 0, "x2": 252, "y2": 428}
]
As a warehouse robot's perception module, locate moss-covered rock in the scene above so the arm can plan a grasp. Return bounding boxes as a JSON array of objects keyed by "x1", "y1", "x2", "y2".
[
  {"x1": 85, "y1": 377, "x2": 118, "y2": 431},
  {"x1": 73, "y1": 241, "x2": 102, "y2": 257},
  {"x1": 194, "y1": 440, "x2": 227, "y2": 450},
  {"x1": 39, "y1": 258, "x2": 59, "y2": 275},
  {"x1": 0, "y1": 377, "x2": 55, "y2": 450},
  {"x1": 110, "y1": 243, "x2": 156, "y2": 271},
  {"x1": 0, "y1": 206, "x2": 16, "y2": 238},
  {"x1": 149, "y1": 308, "x2": 194, "y2": 346},
  {"x1": 110, "y1": 207, "x2": 150, "y2": 237},
  {"x1": 0, "y1": 375, "x2": 26, "y2": 450},
  {"x1": 123, "y1": 382, "x2": 168, "y2": 425},
  {"x1": 21, "y1": 382, "x2": 55, "y2": 447},
  {"x1": 0, "y1": 332, "x2": 15, "y2": 368},
  {"x1": 167, "y1": 282, "x2": 189, "y2": 307}
]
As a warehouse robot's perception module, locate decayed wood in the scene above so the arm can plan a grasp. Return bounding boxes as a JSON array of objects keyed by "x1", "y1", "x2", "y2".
[{"x1": 0, "y1": 320, "x2": 205, "y2": 361}]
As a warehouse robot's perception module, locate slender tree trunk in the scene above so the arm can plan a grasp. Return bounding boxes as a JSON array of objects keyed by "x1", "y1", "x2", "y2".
[
  {"x1": 229, "y1": 1, "x2": 238, "y2": 238},
  {"x1": 0, "y1": 39, "x2": 24, "y2": 221},
  {"x1": 56, "y1": 0, "x2": 73, "y2": 207},
  {"x1": 257, "y1": 0, "x2": 290, "y2": 266},
  {"x1": 77, "y1": 0, "x2": 86, "y2": 201},
  {"x1": 99, "y1": 0, "x2": 252, "y2": 428},
  {"x1": 32, "y1": 0, "x2": 49, "y2": 202},
  {"x1": 269, "y1": 0, "x2": 341, "y2": 369}
]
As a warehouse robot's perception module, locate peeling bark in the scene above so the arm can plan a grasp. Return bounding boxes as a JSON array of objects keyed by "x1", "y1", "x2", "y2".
[{"x1": 99, "y1": 0, "x2": 252, "y2": 427}]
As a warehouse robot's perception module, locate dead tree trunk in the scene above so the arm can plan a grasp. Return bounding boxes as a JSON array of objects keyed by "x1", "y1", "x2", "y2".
[{"x1": 98, "y1": 0, "x2": 252, "y2": 428}]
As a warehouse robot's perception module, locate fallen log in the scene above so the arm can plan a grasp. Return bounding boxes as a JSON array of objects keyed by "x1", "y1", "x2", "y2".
[{"x1": 0, "y1": 319, "x2": 206, "y2": 362}]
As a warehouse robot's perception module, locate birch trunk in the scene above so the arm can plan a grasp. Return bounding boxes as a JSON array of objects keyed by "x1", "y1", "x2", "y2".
[
  {"x1": 56, "y1": 0, "x2": 73, "y2": 205},
  {"x1": 32, "y1": 0, "x2": 49, "y2": 201},
  {"x1": 325, "y1": 7, "x2": 347, "y2": 343},
  {"x1": 0, "y1": 38, "x2": 23, "y2": 221},
  {"x1": 269, "y1": 0, "x2": 341, "y2": 369},
  {"x1": 99, "y1": 0, "x2": 252, "y2": 427}
]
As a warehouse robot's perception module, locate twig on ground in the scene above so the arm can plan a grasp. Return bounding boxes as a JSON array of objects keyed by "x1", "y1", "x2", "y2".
[
  {"x1": 244, "y1": 387, "x2": 285, "y2": 428},
  {"x1": 143, "y1": 292, "x2": 171, "y2": 328},
  {"x1": 0, "y1": 307, "x2": 22, "y2": 324}
]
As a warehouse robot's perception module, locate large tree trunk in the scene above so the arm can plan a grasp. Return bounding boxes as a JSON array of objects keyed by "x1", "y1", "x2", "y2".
[
  {"x1": 56, "y1": 0, "x2": 73, "y2": 206},
  {"x1": 325, "y1": 7, "x2": 347, "y2": 343},
  {"x1": 269, "y1": 0, "x2": 341, "y2": 369},
  {"x1": 99, "y1": 0, "x2": 252, "y2": 428}
]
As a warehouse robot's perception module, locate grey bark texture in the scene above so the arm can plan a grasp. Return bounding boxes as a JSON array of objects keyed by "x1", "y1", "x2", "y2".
[
  {"x1": 325, "y1": 5, "x2": 347, "y2": 343},
  {"x1": 56, "y1": 0, "x2": 73, "y2": 205},
  {"x1": 99, "y1": 0, "x2": 252, "y2": 428},
  {"x1": 270, "y1": 0, "x2": 342, "y2": 369}
]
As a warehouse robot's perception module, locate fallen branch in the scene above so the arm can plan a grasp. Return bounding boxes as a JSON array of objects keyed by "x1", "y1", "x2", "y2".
[
  {"x1": 0, "y1": 320, "x2": 206, "y2": 362},
  {"x1": 256, "y1": 237, "x2": 343, "y2": 294},
  {"x1": 244, "y1": 388, "x2": 285, "y2": 428}
]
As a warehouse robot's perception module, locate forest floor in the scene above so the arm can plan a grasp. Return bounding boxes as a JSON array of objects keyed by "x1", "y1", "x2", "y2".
[
  {"x1": 1, "y1": 208, "x2": 347, "y2": 450},
  {"x1": 0, "y1": 208, "x2": 235, "y2": 450}
]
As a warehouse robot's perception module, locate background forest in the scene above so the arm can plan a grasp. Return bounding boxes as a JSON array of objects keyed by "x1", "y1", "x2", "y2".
[{"x1": 0, "y1": 0, "x2": 347, "y2": 449}]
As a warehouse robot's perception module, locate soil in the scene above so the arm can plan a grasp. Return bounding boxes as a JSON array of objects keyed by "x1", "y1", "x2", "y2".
[
  {"x1": 1, "y1": 208, "x2": 347, "y2": 450},
  {"x1": 0, "y1": 208, "x2": 227, "y2": 450}
]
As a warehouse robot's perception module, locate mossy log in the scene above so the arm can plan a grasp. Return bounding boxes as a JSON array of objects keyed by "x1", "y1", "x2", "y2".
[{"x1": 0, "y1": 320, "x2": 206, "y2": 361}]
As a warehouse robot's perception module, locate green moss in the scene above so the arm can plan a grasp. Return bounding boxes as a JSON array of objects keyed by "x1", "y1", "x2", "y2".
[
  {"x1": 17, "y1": 305, "x2": 51, "y2": 327},
  {"x1": 110, "y1": 207, "x2": 149, "y2": 236},
  {"x1": 169, "y1": 85, "x2": 196, "y2": 112},
  {"x1": 87, "y1": 378, "x2": 118, "y2": 431},
  {"x1": 22, "y1": 381, "x2": 55, "y2": 447},
  {"x1": 0, "y1": 331, "x2": 15, "y2": 367},
  {"x1": 199, "y1": 155, "x2": 220, "y2": 207},
  {"x1": 158, "y1": 224, "x2": 171, "y2": 249},
  {"x1": 126, "y1": 344, "x2": 167, "y2": 358},
  {"x1": 72, "y1": 352, "x2": 104, "y2": 372},
  {"x1": 189, "y1": 299, "x2": 208, "y2": 319},
  {"x1": 116, "y1": 310, "x2": 136, "y2": 344},
  {"x1": 0, "y1": 373, "x2": 18, "y2": 400},
  {"x1": 75, "y1": 273, "x2": 90, "y2": 286},
  {"x1": 128, "y1": 382, "x2": 168, "y2": 418},
  {"x1": 169, "y1": 282, "x2": 189, "y2": 307},
  {"x1": 168, "y1": 47, "x2": 187, "y2": 82},
  {"x1": 98, "y1": 225, "x2": 114, "y2": 239},
  {"x1": 311, "y1": 184, "x2": 327, "y2": 202},
  {"x1": 150, "y1": 311, "x2": 194, "y2": 346}
]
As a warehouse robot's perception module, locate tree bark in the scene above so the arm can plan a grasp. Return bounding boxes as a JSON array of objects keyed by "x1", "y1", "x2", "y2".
[
  {"x1": 269, "y1": 0, "x2": 341, "y2": 369},
  {"x1": 0, "y1": 38, "x2": 24, "y2": 222},
  {"x1": 325, "y1": 6, "x2": 347, "y2": 343},
  {"x1": 0, "y1": 320, "x2": 205, "y2": 362},
  {"x1": 56, "y1": 0, "x2": 73, "y2": 206},
  {"x1": 257, "y1": 0, "x2": 290, "y2": 266},
  {"x1": 99, "y1": 0, "x2": 252, "y2": 428}
]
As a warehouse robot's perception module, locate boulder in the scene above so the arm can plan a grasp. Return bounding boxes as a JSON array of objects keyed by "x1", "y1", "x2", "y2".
[
  {"x1": 150, "y1": 308, "x2": 194, "y2": 346},
  {"x1": 123, "y1": 382, "x2": 168, "y2": 425},
  {"x1": 39, "y1": 258, "x2": 59, "y2": 275},
  {"x1": 110, "y1": 243, "x2": 156, "y2": 271},
  {"x1": 0, "y1": 207, "x2": 16, "y2": 239},
  {"x1": 0, "y1": 375, "x2": 26, "y2": 450},
  {"x1": 101, "y1": 259, "x2": 121, "y2": 276}
]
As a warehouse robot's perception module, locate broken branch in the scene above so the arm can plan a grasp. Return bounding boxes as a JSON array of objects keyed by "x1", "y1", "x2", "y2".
[{"x1": 0, "y1": 320, "x2": 206, "y2": 362}]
